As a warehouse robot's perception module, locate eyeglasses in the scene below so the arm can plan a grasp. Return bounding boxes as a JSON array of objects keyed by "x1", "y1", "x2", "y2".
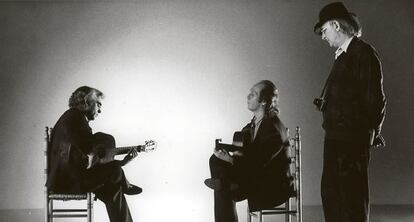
[{"x1": 320, "y1": 27, "x2": 327, "y2": 35}]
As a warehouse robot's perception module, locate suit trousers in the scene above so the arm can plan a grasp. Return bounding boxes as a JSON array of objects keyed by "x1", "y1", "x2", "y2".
[
  {"x1": 82, "y1": 161, "x2": 133, "y2": 222},
  {"x1": 321, "y1": 138, "x2": 370, "y2": 222},
  {"x1": 209, "y1": 155, "x2": 250, "y2": 222}
]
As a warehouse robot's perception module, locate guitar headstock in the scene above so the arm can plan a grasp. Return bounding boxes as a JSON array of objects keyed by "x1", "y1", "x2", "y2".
[{"x1": 140, "y1": 140, "x2": 157, "y2": 152}]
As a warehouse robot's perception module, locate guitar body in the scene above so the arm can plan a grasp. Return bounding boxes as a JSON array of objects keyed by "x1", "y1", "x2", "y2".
[
  {"x1": 215, "y1": 131, "x2": 244, "y2": 153},
  {"x1": 87, "y1": 132, "x2": 156, "y2": 169}
]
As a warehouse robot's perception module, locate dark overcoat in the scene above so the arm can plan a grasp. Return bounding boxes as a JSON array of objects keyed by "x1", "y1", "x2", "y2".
[{"x1": 46, "y1": 108, "x2": 94, "y2": 193}]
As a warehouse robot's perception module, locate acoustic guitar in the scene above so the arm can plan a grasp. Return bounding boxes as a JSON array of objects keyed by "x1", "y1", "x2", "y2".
[{"x1": 87, "y1": 132, "x2": 156, "y2": 169}]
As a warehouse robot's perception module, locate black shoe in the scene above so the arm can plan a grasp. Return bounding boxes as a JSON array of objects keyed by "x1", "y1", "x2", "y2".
[
  {"x1": 204, "y1": 178, "x2": 238, "y2": 191},
  {"x1": 124, "y1": 184, "x2": 143, "y2": 195}
]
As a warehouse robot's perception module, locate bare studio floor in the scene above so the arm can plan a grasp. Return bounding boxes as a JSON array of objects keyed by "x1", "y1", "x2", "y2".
[{"x1": 1, "y1": 205, "x2": 413, "y2": 222}]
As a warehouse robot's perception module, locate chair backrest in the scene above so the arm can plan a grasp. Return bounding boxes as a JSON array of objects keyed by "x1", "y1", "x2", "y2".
[
  {"x1": 44, "y1": 126, "x2": 51, "y2": 222},
  {"x1": 44, "y1": 126, "x2": 54, "y2": 187},
  {"x1": 45, "y1": 127, "x2": 50, "y2": 171},
  {"x1": 288, "y1": 127, "x2": 301, "y2": 196},
  {"x1": 44, "y1": 127, "x2": 52, "y2": 189},
  {"x1": 288, "y1": 126, "x2": 302, "y2": 222}
]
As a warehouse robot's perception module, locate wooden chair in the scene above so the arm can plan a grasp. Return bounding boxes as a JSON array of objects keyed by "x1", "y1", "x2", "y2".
[
  {"x1": 44, "y1": 127, "x2": 94, "y2": 222},
  {"x1": 248, "y1": 126, "x2": 302, "y2": 222}
]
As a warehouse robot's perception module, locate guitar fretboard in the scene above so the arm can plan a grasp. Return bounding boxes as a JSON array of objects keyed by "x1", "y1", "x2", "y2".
[{"x1": 115, "y1": 146, "x2": 144, "y2": 155}]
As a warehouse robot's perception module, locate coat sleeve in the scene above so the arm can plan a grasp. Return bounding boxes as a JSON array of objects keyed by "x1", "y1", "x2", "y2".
[{"x1": 357, "y1": 46, "x2": 386, "y2": 135}]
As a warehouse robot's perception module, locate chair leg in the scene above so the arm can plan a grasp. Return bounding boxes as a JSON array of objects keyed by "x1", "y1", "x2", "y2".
[
  {"x1": 49, "y1": 199, "x2": 53, "y2": 222},
  {"x1": 247, "y1": 205, "x2": 251, "y2": 222},
  {"x1": 297, "y1": 194, "x2": 302, "y2": 222},
  {"x1": 285, "y1": 199, "x2": 291, "y2": 222},
  {"x1": 87, "y1": 192, "x2": 93, "y2": 222},
  {"x1": 258, "y1": 211, "x2": 262, "y2": 222}
]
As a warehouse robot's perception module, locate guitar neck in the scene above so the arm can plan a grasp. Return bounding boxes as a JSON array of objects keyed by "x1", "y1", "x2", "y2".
[{"x1": 115, "y1": 145, "x2": 144, "y2": 155}]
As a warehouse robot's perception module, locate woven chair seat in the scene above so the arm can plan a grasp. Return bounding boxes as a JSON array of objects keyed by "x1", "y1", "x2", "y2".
[{"x1": 48, "y1": 193, "x2": 88, "y2": 200}]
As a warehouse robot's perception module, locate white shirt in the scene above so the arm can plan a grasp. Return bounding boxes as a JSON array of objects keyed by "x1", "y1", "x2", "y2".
[{"x1": 335, "y1": 36, "x2": 354, "y2": 60}]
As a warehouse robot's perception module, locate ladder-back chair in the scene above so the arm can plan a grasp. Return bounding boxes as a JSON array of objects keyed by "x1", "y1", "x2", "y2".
[
  {"x1": 248, "y1": 126, "x2": 302, "y2": 222},
  {"x1": 44, "y1": 126, "x2": 94, "y2": 222}
]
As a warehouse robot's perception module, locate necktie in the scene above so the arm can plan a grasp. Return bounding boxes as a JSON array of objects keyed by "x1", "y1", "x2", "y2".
[{"x1": 250, "y1": 117, "x2": 256, "y2": 143}]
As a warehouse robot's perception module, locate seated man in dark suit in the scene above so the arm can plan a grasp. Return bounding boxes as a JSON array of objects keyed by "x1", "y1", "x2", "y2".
[
  {"x1": 205, "y1": 80, "x2": 293, "y2": 222},
  {"x1": 46, "y1": 86, "x2": 141, "y2": 222}
]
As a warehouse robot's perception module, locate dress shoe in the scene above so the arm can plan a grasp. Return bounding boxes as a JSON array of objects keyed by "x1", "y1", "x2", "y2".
[
  {"x1": 124, "y1": 184, "x2": 143, "y2": 195},
  {"x1": 204, "y1": 178, "x2": 238, "y2": 191}
]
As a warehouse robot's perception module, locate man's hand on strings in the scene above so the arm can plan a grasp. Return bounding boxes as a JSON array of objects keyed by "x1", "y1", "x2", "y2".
[{"x1": 121, "y1": 148, "x2": 138, "y2": 166}]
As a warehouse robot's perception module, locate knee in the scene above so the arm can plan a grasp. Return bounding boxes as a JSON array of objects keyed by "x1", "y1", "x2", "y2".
[
  {"x1": 210, "y1": 154, "x2": 227, "y2": 167},
  {"x1": 209, "y1": 154, "x2": 216, "y2": 166},
  {"x1": 106, "y1": 162, "x2": 123, "y2": 184}
]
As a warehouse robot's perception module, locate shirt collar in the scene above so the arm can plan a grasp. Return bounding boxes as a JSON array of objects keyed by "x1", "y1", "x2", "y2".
[
  {"x1": 335, "y1": 36, "x2": 354, "y2": 59},
  {"x1": 83, "y1": 114, "x2": 90, "y2": 124},
  {"x1": 253, "y1": 113, "x2": 264, "y2": 126}
]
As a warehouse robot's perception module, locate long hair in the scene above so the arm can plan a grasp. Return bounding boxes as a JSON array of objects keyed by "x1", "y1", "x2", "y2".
[
  {"x1": 257, "y1": 80, "x2": 279, "y2": 115},
  {"x1": 68, "y1": 86, "x2": 104, "y2": 111},
  {"x1": 334, "y1": 16, "x2": 362, "y2": 37}
]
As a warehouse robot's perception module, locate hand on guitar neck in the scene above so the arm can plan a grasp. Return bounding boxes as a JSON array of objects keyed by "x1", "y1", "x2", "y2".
[{"x1": 120, "y1": 147, "x2": 139, "y2": 166}]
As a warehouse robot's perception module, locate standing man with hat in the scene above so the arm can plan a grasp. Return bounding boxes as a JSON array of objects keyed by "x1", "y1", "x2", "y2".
[{"x1": 313, "y1": 2, "x2": 386, "y2": 222}]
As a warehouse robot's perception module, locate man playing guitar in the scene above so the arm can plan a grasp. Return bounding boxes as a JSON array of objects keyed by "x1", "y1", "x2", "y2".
[
  {"x1": 46, "y1": 86, "x2": 153, "y2": 222},
  {"x1": 205, "y1": 80, "x2": 294, "y2": 222}
]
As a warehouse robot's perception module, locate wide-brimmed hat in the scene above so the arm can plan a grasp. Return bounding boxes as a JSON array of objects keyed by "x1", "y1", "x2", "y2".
[{"x1": 314, "y1": 2, "x2": 360, "y2": 35}]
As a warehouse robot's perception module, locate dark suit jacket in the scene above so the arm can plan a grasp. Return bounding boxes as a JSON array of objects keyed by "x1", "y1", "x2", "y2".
[
  {"x1": 236, "y1": 113, "x2": 292, "y2": 211},
  {"x1": 46, "y1": 108, "x2": 94, "y2": 193},
  {"x1": 323, "y1": 37, "x2": 386, "y2": 140}
]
